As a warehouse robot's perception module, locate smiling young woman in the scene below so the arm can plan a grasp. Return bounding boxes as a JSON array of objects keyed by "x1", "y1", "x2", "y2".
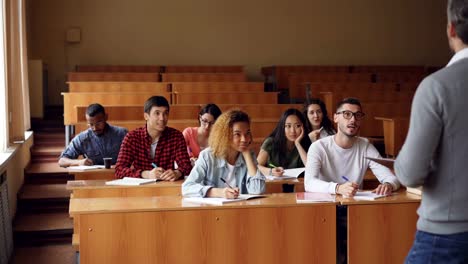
[{"x1": 182, "y1": 110, "x2": 266, "y2": 198}]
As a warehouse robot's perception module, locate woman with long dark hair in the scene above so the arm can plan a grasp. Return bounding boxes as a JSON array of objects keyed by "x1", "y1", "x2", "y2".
[
  {"x1": 257, "y1": 108, "x2": 311, "y2": 177},
  {"x1": 303, "y1": 98, "x2": 335, "y2": 142}
]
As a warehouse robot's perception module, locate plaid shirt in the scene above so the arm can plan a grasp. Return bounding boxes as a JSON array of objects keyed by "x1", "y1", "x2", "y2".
[{"x1": 115, "y1": 125, "x2": 192, "y2": 178}]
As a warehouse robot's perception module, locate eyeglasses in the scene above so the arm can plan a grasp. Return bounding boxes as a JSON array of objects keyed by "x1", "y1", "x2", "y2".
[
  {"x1": 87, "y1": 120, "x2": 106, "y2": 128},
  {"x1": 200, "y1": 118, "x2": 215, "y2": 126},
  {"x1": 336, "y1": 110, "x2": 365, "y2": 120}
]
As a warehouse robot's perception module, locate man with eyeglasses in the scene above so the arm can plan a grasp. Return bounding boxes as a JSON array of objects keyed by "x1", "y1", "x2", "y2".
[
  {"x1": 58, "y1": 103, "x2": 128, "y2": 167},
  {"x1": 395, "y1": 1, "x2": 468, "y2": 262},
  {"x1": 304, "y1": 97, "x2": 400, "y2": 196}
]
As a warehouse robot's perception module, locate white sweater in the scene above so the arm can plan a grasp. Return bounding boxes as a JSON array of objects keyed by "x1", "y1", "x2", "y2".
[{"x1": 305, "y1": 136, "x2": 400, "y2": 194}]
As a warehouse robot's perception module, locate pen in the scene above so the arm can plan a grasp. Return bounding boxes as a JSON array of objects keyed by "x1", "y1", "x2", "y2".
[
  {"x1": 267, "y1": 162, "x2": 277, "y2": 168},
  {"x1": 319, "y1": 126, "x2": 324, "y2": 132},
  {"x1": 152, "y1": 163, "x2": 158, "y2": 168},
  {"x1": 83, "y1": 153, "x2": 89, "y2": 159},
  {"x1": 187, "y1": 147, "x2": 194, "y2": 158},
  {"x1": 220, "y1": 177, "x2": 234, "y2": 189},
  {"x1": 341, "y1": 176, "x2": 349, "y2": 182}
]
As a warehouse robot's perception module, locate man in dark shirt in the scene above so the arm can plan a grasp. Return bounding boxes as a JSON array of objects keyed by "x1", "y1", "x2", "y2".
[
  {"x1": 115, "y1": 96, "x2": 192, "y2": 181},
  {"x1": 59, "y1": 103, "x2": 127, "y2": 167}
]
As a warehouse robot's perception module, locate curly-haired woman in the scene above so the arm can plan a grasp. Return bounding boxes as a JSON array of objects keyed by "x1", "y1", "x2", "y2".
[{"x1": 182, "y1": 110, "x2": 265, "y2": 198}]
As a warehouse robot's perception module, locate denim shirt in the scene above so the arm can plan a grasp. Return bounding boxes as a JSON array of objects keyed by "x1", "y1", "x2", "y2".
[
  {"x1": 60, "y1": 124, "x2": 128, "y2": 165},
  {"x1": 182, "y1": 148, "x2": 266, "y2": 197}
]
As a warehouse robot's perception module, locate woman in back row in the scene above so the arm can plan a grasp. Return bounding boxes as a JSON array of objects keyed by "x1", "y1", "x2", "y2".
[
  {"x1": 303, "y1": 98, "x2": 336, "y2": 142},
  {"x1": 257, "y1": 108, "x2": 311, "y2": 177},
  {"x1": 183, "y1": 103, "x2": 222, "y2": 165}
]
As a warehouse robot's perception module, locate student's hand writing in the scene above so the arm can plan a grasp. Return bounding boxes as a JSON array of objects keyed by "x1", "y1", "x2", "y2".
[
  {"x1": 337, "y1": 182, "x2": 359, "y2": 197},
  {"x1": 373, "y1": 183, "x2": 393, "y2": 195},
  {"x1": 223, "y1": 187, "x2": 239, "y2": 199},
  {"x1": 159, "y1": 169, "x2": 180, "y2": 181},
  {"x1": 147, "y1": 167, "x2": 165, "y2": 179},
  {"x1": 271, "y1": 167, "x2": 284, "y2": 176},
  {"x1": 79, "y1": 158, "x2": 93, "y2": 166}
]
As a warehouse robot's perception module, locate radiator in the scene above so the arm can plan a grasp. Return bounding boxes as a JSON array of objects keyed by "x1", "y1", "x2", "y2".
[{"x1": 0, "y1": 170, "x2": 13, "y2": 264}]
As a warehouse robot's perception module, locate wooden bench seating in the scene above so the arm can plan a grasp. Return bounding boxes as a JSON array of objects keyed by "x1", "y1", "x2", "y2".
[
  {"x1": 358, "y1": 102, "x2": 412, "y2": 137},
  {"x1": 161, "y1": 73, "x2": 247, "y2": 82},
  {"x1": 68, "y1": 82, "x2": 171, "y2": 93},
  {"x1": 75, "y1": 65, "x2": 161, "y2": 72},
  {"x1": 173, "y1": 92, "x2": 278, "y2": 104},
  {"x1": 171, "y1": 82, "x2": 264, "y2": 93},
  {"x1": 287, "y1": 73, "x2": 374, "y2": 99},
  {"x1": 350, "y1": 65, "x2": 426, "y2": 73},
  {"x1": 164, "y1": 65, "x2": 244, "y2": 73},
  {"x1": 68, "y1": 72, "x2": 160, "y2": 82},
  {"x1": 262, "y1": 65, "x2": 428, "y2": 91},
  {"x1": 375, "y1": 117, "x2": 410, "y2": 157},
  {"x1": 75, "y1": 105, "x2": 201, "y2": 123},
  {"x1": 74, "y1": 119, "x2": 279, "y2": 139},
  {"x1": 74, "y1": 104, "x2": 304, "y2": 123},
  {"x1": 261, "y1": 65, "x2": 350, "y2": 89},
  {"x1": 375, "y1": 72, "x2": 426, "y2": 83},
  {"x1": 62, "y1": 92, "x2": 172, "y2": 125},
  {"x1": 319, "y1": 90, "x2": 414, "y2": 115}
]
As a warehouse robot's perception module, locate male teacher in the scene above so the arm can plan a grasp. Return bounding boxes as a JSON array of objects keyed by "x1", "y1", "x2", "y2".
[{"x1": 395, "y1": 0, "x2": 468, "y2": 262}]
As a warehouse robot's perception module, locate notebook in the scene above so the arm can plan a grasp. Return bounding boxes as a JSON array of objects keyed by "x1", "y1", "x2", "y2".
[
  {"x1": 66, "y1": 180, "x2": 87, "y2": 187},
  {"x1": 266, "y1": 167, "x2": 305, "y2": 180},
  {"x1": 105, "y1": 177, "x2": 158, "y2": 186},
  {"x1": 67, "y1": 165, "x2": 105, "y2": 171},
  {"x1": 352, "y1": 191, "x2": 390, "y2": 201},
  {"x1": 295, "y1": 192, "x2": 336, "y2": 203},
  {"x1": 406, "y1": 186, "x2": 422, "y2": 196},
  {"x1": 183, "y1": 194, "x2": 266, "y2": 205}
]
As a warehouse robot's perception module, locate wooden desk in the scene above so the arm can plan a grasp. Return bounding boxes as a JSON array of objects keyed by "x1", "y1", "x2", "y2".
[
  {"x1": 69, "y1": 168, "x2": 115, "y2": 180},
  {"x1": 70, "y1": 193, "x2": 337, "y2": 264},
  {"x1": 67, "y1": 178, "x2": 305, "y2": 198},
  {"x1": 67, "y1": 180, "x2": 184, "y2": 198},
  {"x1": 67, "y1": 178, "x2": 304, "y2": 252},
  {"x1": 375, "y1": 117, "x2": 409, "y2": 157},
  {"x1": 339, "y1": 192, "x2": 420, "y2": 264}
]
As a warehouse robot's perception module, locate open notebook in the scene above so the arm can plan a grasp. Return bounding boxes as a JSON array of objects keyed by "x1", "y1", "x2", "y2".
[
  {"x1": 105, "y1": 177, "x2": 158, "y2": 186},
  {"x1": 183, "y1": 194, "x2": 266, "y2": 205},
  {"x1": 352, "y1": 191, "x2": 391, "y2": 201},
  {"x1": 67, "y1": 165, "x2": 105, "y2": 171},
  {"x1": 266, "y1": 167, "x2": 305, "y2": 180}
]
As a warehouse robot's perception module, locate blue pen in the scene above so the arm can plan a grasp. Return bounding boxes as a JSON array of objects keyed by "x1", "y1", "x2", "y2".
[
  {"x1": 152, "y1": 163, "x2": 158, "y2": 168},
  {"x1": 341, "y1": 176, "x2": 349, "y2": 182}
]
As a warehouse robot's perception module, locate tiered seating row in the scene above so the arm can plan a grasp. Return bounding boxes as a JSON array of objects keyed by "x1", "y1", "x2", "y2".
[
  {"x1": 76, "y1": 65, "x2": 244, "y2": 73},
  {"x1": 262, "y1": 65, "x2": 433, "y2": 91}
]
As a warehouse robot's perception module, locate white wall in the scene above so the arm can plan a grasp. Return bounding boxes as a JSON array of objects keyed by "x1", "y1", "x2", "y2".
[{"x1": 26, "y1": 0, "x2": 451, "y2": 105}]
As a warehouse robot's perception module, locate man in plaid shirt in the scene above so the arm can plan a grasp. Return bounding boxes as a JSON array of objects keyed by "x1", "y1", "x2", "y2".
[{"x1": 115, "y1": 96, "x2": 192, "y2": 180}]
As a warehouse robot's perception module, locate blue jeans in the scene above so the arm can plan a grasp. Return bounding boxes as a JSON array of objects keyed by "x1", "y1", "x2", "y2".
[{"x1": 405, "y1": 230, "x2": 468, "y2": 264}]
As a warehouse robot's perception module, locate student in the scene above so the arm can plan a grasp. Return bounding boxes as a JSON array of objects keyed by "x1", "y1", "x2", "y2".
[
  {"x1": 395, "y1": 0, "x2": 468, "y2": 262},
  {"x1": 182, "y1": 110, "x2": 265, "y2": 198},
  {"x1": 303, "y1": 98, "x2": 336, "y2": 142},
  {"x1": 58, "y1": 103, "x2": 127, "y2": 167},
  {"x1": 257, "y1": 108, "x2": 311, "y2": 177},
  {"x1": 182, "y1": 103, "x2": 222, "y2": 165},
  {"x1": 305, "y1": 97, "x2": 400, "y2": 196},
  {"x1": 115, "y1": 96, "x2": 192, "y2": 181}
]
